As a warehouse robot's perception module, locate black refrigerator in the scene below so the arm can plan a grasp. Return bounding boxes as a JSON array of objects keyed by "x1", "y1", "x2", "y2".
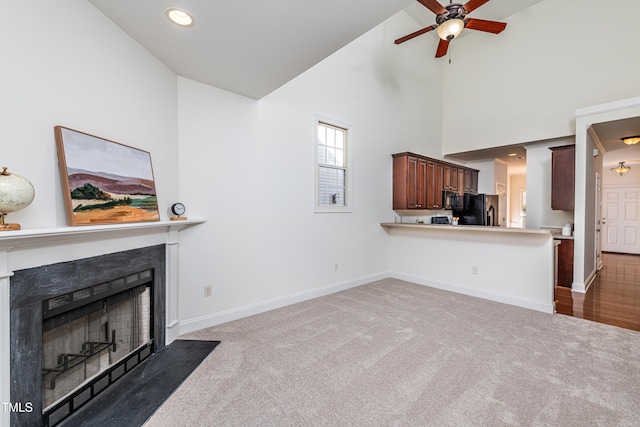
[{"x1": 453, "y1": 194, "x2": 500, "y2": 226}]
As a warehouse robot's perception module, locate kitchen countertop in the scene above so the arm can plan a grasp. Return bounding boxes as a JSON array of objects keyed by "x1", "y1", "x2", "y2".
[
  {"x1": 553, "y1": 233, "x2": 574, "y2": 240},
  {"x1": 380, "y1": 222, "x2": 554, "y2": 236}
]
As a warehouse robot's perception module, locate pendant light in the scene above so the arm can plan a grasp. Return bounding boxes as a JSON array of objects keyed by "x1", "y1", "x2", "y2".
[{"x1": 611, "y1": 162, "x2": 631, "y2": 175}]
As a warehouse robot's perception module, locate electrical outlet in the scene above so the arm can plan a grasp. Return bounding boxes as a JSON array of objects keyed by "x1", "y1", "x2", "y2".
[
  {"x1": 472, "y1": 266, "x2": 479, "y2": 275},
  {"x1": 204, "y1": 285, "x2": 212, "y2": 297}
]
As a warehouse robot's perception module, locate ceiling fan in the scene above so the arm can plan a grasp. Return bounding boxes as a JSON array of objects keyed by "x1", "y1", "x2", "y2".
[{"x1": 395, "y1": 0, "x2": 507, "y2": 58}]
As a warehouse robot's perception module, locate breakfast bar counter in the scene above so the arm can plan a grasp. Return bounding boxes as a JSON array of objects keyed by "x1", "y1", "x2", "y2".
[
  {"x1": 380, "y1": 222, "x2": 554, "y2": 235},
  {"x1": 381, "y1": 222, "x2": 556, "y2": 314}
]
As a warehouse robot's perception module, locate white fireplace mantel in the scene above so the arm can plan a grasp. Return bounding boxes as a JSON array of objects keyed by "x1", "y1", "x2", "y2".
[
  {"x1": 0, "y1": 218, "x2": 205, "y2": 251},
  {"x1": 0, "y1": 218, "x2": 205, "y2": 425}
]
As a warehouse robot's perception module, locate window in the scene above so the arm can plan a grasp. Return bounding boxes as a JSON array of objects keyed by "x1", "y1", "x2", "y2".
[{"x1": 315, "y1": 118, "x2": 351, "y2": 212}]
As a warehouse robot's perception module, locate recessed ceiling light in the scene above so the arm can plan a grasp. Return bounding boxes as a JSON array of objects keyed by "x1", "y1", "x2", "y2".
[{"x1": 166, "y1": 8, "x2": 194, "y2": 27}]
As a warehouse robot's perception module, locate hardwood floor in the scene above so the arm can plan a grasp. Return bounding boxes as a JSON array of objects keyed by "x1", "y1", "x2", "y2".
[{"x1": 555, "y1": 252, "x2": 640, "y2": 332}]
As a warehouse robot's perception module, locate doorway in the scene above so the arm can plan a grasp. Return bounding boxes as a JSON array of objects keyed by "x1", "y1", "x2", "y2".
[{"x1": 574, "y1": 97, "x2": 640, "y2": 292}]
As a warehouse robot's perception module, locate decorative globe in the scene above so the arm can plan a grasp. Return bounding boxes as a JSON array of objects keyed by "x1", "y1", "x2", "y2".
[{"x1": 0, "y1": 167, "x2": 36, "y2": 231}]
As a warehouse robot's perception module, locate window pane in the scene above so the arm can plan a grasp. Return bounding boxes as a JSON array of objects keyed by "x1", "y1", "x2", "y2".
[
  {"x1": 335, "y1": 131, "x2": 344, "y2": 150},
  {"x1": 335, "y1": 148, "x2": 343, "y2": 167},
  {"x1": 317, "y1": 127, "x2": 325, "y2": 145},
  {"x1": 317, "y1": 144, "x2": 326, "y2": 164},
  {"x1": 326, "y1": 127, "x2": 335, "y2": 147},
  {"x1": 327, "y1": 147, "x2": 336, "y2": 166},
  {"x1": 318, "y1": 167, "x2": 346, "y2": 206}
]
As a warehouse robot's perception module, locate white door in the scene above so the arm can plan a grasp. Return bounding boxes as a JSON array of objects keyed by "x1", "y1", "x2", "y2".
[{"x1": 602, "y1": 187, "x2": 640, "y2": 254}]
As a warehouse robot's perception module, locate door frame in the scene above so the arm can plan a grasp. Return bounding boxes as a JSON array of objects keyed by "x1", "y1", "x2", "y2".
[
  {"x1": 595, "y1": 171, "x2": 602, "y2": 270},
  {"x1": 574, "y1": 96, "x2": 640, "y2": 292}
]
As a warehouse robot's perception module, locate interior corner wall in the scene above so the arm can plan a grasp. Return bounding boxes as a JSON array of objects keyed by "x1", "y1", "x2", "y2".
[
  {"x1": 1, "y1": 0, "x2": 179, "y2": 230},
  {"x1": 440, "y1": 0, "x2": 640, "y2": 154},
  {"x1": 175, "y1": 11, "x2": 443, "y2": 332}
]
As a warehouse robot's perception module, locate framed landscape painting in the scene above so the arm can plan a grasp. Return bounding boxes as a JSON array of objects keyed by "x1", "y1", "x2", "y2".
[{"x1": 54, "y1": 126, "x2": 160, "y2": 226}]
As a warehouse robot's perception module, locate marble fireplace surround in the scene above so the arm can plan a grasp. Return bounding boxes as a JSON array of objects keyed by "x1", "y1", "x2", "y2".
[{"x1": 0, "y1": 219, "x2": 204, "y2": 426}]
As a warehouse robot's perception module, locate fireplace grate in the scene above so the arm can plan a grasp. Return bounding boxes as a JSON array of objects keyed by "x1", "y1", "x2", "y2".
[
  {"x1": 43, "y1": 325, "x2": 116, "y2": 390},
  {"x1": 43, "y1": 340, "x2": 154, "y2": 427}
]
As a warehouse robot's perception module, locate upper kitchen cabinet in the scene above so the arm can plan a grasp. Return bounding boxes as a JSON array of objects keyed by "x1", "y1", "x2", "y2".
[
  {"x1": 393, "y1": 153, "x2": 427, "y2": 209},
  {"x1": 463, "y1": 169, "x2": 479, "y2": 195},
  {"x1": 392, "y1": 152, "x2": 478, "y2": 210},
  {"x1": 426, "y1": 160, "x2": 444, "y2": 209},
  {"x1": 443, "y1": 164, "x2": 458, "y2": 192},
  {"x1": 550, "y1": 145, "x2": 575, "y2": 211}
]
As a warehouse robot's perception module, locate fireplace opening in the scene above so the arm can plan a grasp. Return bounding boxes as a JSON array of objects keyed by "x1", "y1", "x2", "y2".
[
  {"x1": 41, "y1": 269, "x2": 154, "y2": 426},
  {"x1": 10, "y1": 244, "x2": 166, "y2": 427}
]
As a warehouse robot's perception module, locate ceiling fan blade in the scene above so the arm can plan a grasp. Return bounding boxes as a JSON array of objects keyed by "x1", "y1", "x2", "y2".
[
  {"x1": 435, "y1": 39, "x2": 450, "y2": 58},
  {"x1": 418, "y1": 0, "x2": 447, "y2": 15},
  {"x1": 462, "y1": 0, "x2": 490, "y2": 14},
  {"x1": 464, "y1": 18, "x2": 507, "y2": 34},
  {"x1": 394, "y1": 25, "x2": 437, "y2": 44}
]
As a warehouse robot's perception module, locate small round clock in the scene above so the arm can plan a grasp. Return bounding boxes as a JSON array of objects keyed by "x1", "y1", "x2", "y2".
[{"x1": 170, "y1": 202, "x2": 186, "y2": 220}]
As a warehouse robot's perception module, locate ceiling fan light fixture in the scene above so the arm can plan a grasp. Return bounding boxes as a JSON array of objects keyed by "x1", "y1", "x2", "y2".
[
  {"x1": 437, "y1": 18, "x2": 465, "y2": 41},
  {"x1": 621, "y1": 136, "x2": 640, "y2": 145},
  {"x1": 166, "y1": 8, "x2": 194, "y2": 27},
  {"x1": 611, "y1": 161, "x2": 631, "y2": 175}
]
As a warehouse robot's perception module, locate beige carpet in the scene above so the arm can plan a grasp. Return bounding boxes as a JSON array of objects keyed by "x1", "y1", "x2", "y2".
[{"x1": 145, "y1": 279, "x2": 640, "y2": 426}]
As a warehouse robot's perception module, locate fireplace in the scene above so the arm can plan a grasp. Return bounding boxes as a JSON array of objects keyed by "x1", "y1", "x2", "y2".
[{"x1": 10, "y1": 245, "x2": 166, "y2": 426}]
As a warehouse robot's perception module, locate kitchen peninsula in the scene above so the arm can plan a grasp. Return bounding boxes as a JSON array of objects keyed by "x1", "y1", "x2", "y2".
[{"x1": 381, "y1": 222, "x2": 556, "y2": 314}]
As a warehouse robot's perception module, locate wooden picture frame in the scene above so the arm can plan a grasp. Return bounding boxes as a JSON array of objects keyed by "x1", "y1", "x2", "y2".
[{"x1": 54, "y1": 126, "x2": 160, "y2": 226}]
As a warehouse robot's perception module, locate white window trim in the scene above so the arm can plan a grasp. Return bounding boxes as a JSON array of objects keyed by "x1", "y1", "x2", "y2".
[{"x1": 314, "y1": 114, "x2": 352, "y2": 213}]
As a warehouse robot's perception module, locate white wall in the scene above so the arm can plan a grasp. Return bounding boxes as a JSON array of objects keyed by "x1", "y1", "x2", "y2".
[
  {"x1": 1, "y1": 0, "x2": 179, "y2": 229},
  {"x1": 1, "y1": 1, "x2": 179, "y2": 423},
  {"x1": 509, "y1": 174, "x2": 527, "y2": 228},
  {"x1": 174, "y1": 12, "x2": 444, "y2": 333},
  {"x1": 441, "y1": 0, "x2": 640, "y2": 154},
  {"x1": 388, "y1": 227, "x2": 554, "y2": 313},
  {"x1": 524, "y1": 140, "x2": 575, "y2": 229},
  {"x1": 468, "y1": 159, "x2": 508, "y2": 196}
]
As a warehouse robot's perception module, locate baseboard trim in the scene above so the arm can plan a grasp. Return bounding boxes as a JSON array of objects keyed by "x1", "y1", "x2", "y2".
[
  {"x1": 176, "y1": 269, "x2": 555, "y2": 336},
  {"x1": 572, "y1": 269, "x2": 597, "y2": 294},
  {"x1": 389, "y1": 271, "x2": 554, "y2": 314},
  {"x1": 176, "y1": 272, "x2": 388, "y2": 335}
]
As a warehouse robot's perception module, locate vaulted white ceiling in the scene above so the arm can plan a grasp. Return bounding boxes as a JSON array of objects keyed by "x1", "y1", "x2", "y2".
[
  {"x1": 89, "y1": 0, "x2": 414, "y2": 99},
  {"x1": 89, "y1": 0, "x2": 540, "y2": 100},
  {"x1": 88, "y1": 0, "x2": 639, "y2": 166}
]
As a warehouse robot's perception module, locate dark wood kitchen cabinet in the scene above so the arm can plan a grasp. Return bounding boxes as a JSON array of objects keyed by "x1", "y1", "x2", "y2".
[
  {"x1": 393, "y1": 152, "x2": 478, "y2": 210},
  {"x1": 550, "y1": 145, "x2": 575, "y2": 211},
  {"x1": 463, "y1": 169, "x2": 479, "y2": 195},
  {"x1": 443, "y1": 164, "x2": 458, "y2": 191},
  {"x1": 393, "y1": 153, "x2": 427, "y2": 209},
  {"x1": 556, "y1": 238, "x2": 574, "y2": 287},
  {"x1": 426, "y1": 160, "x2": 444, "y2": 209},
  {"x1": 457, "y1": 168, "x2": 465, "y2": 195}
]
